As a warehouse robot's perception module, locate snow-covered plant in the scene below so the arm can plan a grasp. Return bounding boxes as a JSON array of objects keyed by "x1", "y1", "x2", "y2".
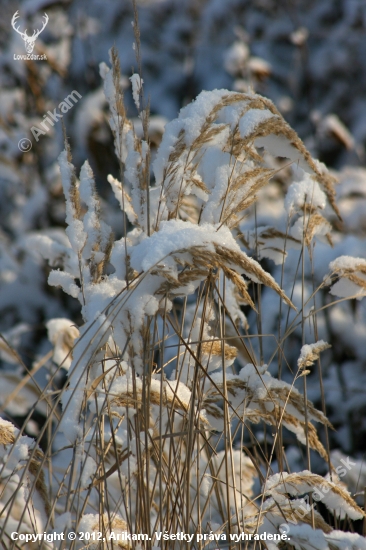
[
  {"x1": 1, "y1": 46, "x2": 366, "y2": 550},
  {"x1": 0, "y1": 419, "x2": 51, "y2": 544}
]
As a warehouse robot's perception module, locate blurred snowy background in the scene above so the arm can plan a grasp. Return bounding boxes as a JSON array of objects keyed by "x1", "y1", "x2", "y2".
[{"x1": 1, "y1": 0, "x2": 366, "y2": 470}]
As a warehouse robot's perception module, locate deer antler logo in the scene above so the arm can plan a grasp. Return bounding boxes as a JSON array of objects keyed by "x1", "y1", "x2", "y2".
[{"x1": 11, "y1": 11, "x2": 49, "y2": 54}]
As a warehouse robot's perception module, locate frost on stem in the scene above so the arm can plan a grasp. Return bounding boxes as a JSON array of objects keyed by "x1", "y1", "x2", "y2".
[{"x1": 129, "y1": 73, "x2": 143, "y2": 110}]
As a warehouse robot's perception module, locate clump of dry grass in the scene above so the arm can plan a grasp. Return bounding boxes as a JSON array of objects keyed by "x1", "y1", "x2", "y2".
[{"x1": 1, "y1": 35, "x2": 365, "y2": 550}]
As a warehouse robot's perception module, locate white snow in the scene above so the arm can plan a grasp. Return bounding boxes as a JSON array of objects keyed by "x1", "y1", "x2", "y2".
[
  {"x1": 239, "y1": 108, "x2": 275, "y2": 139},
  {"x1": 129, "y1": 73, "x2": 143, "y2": 110},
  {"x1": 58, "y1": 150, "x2": 87, "y2": 254},
  {"x1": 327, "y1": 255, "x2": 366, "y2": 299},
  {"x1": 48, "y1": 269, "x2": 80, "y2": 299},
  {"x1": 80, "y1": 455, "x2": 97, "y2": 488},
  {"x1": 285, "y1": 172, "x2": 327, "y2": 214}
]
